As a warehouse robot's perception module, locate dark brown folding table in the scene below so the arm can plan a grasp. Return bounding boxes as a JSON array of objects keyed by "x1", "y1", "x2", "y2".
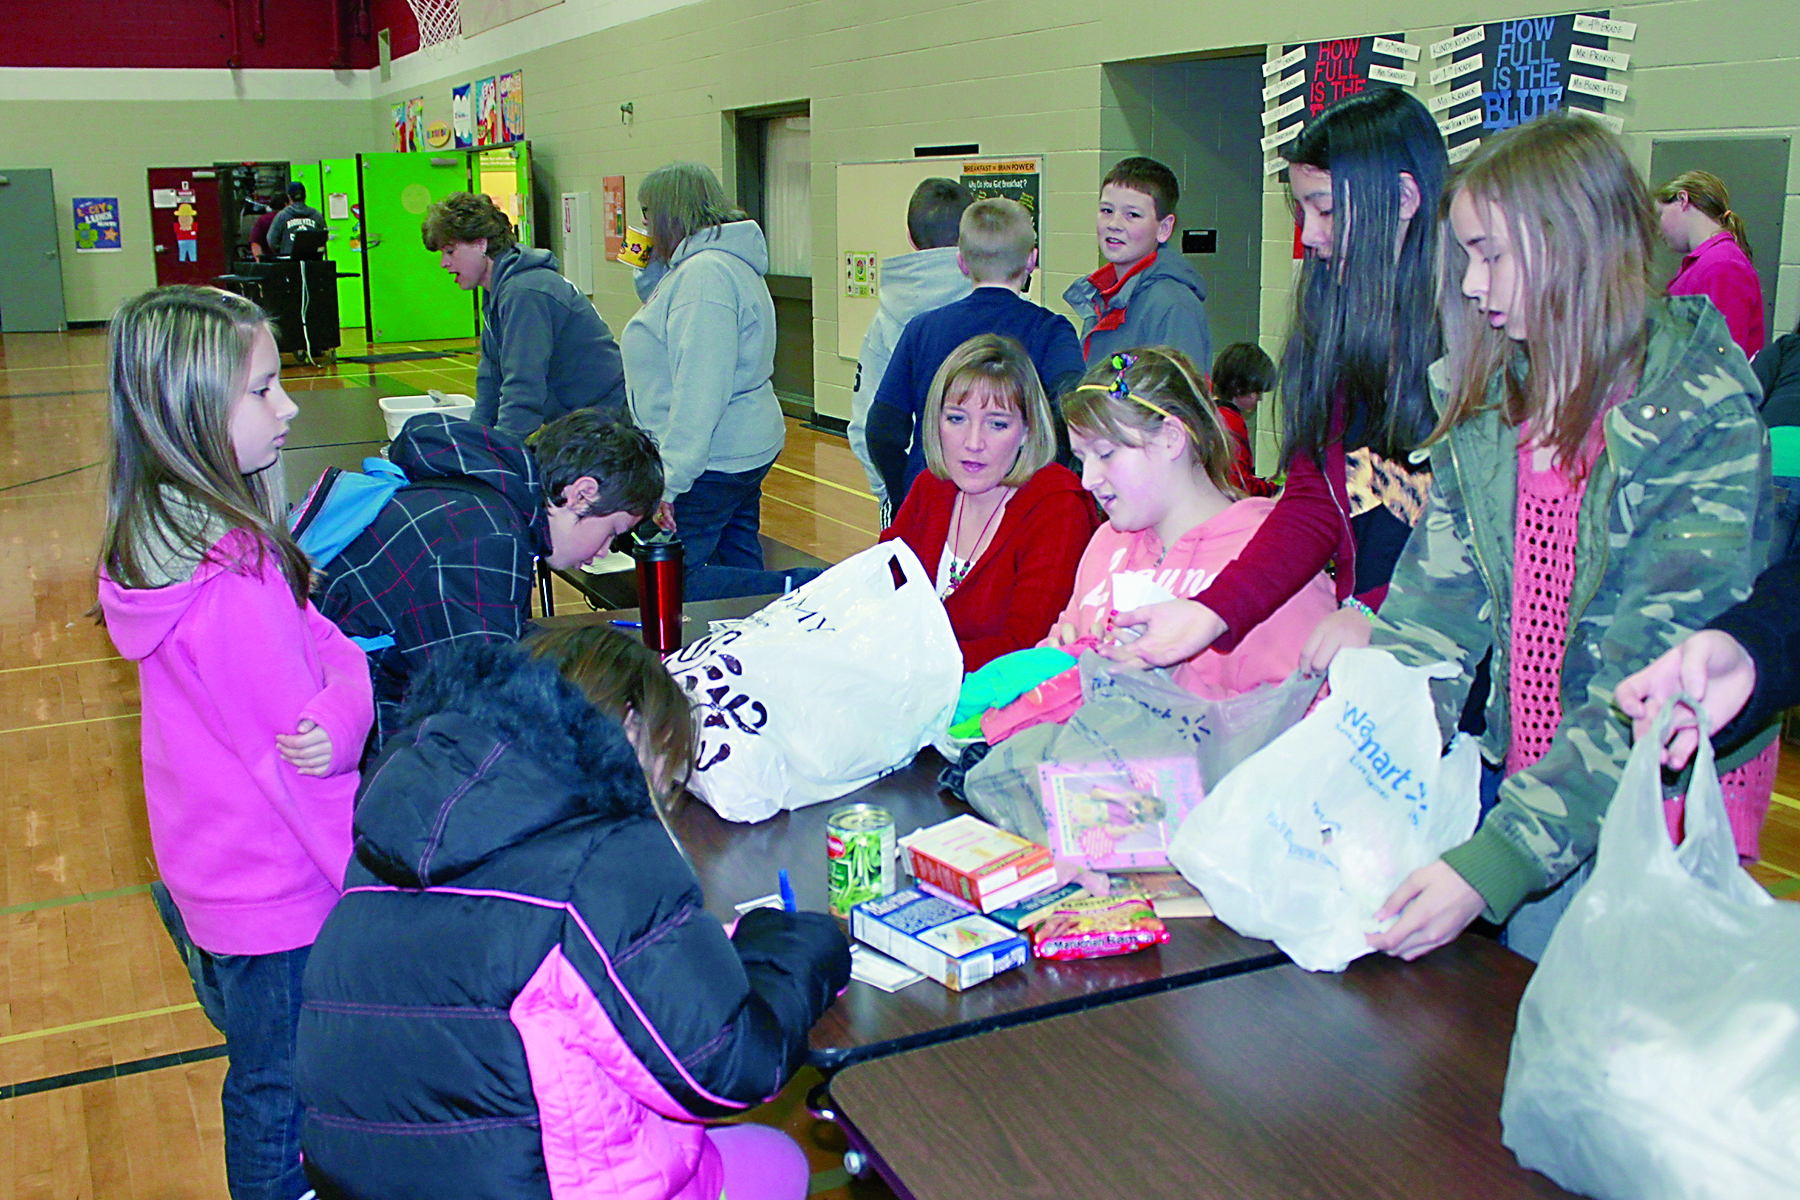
[{"x1": 832, "y1": 935, "x2": 1574, "y2": 1198}]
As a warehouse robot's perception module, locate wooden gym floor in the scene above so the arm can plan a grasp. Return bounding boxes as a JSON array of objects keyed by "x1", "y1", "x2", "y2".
[{"x1": 0, "y1": 326, "x2": 1792, "y2": 1198}]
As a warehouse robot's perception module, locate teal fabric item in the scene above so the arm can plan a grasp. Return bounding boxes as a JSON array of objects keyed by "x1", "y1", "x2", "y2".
[
  {"x1": 952, "y1": 646, "x2": 1079, "y2": 727},
  {"x1": 1769, "y1": 426, "x2": 1800, "y2": 477},
  {"x1": 292, "y1": 457, "x2": 409, "y2": 568}
]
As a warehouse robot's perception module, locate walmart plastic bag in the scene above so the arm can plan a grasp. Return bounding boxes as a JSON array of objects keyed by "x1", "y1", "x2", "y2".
[
  {"x1": 963, "y1": 657, "x2": 1322, "y2": 845},
  {"x1": 1500, "y1": 699, "x2": 1800, "y2": 1198},
  {"x1": 1167, "y1": 647, "x2": 1481, "y2": 972},
  {"x1": 665, "y1": 541, "x2": 961, "y2": 823}
]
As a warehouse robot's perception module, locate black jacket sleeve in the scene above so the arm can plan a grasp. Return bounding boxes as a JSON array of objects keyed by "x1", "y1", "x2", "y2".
[
  {"x1": 866, "y1": 401, "x2": 913, "y2": 508},
  {"x1": 567, "y1": 822, "x2": 849, "y2": 1118},
  {"x1": 1710, "y1": 549, "x2": 1800, "y2": 748}
]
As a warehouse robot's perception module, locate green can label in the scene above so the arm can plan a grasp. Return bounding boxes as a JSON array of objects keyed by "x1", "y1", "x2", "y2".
[{"x1": 827, "y1": 803, "x2": 896, "y2": 917}]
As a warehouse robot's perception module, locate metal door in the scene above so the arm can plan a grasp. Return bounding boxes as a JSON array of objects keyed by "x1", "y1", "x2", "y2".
[
  {"x1": 0, "y1": 168, "x2": 67, "y2": 332},
  {"x1": 358, "y1": 151, "x2": 475, "y2": 343},
  {"x1": 146, "y1": 167, "x2": 226, "y2": 287},
  {"x1": 319, "y1": 158, "x2": 367, "y2": 328}
]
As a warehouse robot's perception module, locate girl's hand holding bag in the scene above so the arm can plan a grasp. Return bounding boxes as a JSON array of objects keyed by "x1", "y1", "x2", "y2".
[{"x1": 1500, "y1": 697, "x2": 1800, "y2": 1199}]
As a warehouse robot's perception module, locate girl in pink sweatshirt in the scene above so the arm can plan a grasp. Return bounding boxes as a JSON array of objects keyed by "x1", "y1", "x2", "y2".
[
  {"x1": 96, "y1": 286, "x2": 372, "y2": 1200},
  {"x1": 1052, "y1": 348, "x2": 1335, "y2": 697}
]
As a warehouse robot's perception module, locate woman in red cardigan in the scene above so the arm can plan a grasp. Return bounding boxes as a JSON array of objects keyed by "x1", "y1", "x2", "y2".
[{"x1": 880, "y1": 334, "x2": 1098, "y2": 671}]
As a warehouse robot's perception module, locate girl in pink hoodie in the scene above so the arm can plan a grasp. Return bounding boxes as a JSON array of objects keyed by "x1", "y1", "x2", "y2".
[
  {"x1": 1053, "y1": 348, "x2": 1335, "y2": 697},
  {"x1": 96, "y1": 286, "x2": 372, "y2": 1200}
]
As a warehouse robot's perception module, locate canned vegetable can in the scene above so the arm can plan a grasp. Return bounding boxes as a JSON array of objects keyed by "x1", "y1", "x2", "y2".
[{"x1": 826, "y1": 803, "x2": 896, "y2": 917}]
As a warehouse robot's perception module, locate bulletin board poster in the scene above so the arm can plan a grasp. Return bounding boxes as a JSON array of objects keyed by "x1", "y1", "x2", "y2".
[
  {"x1": 498, "y1": 71, "x2": 525, "y2": 142},
  {"x1": 1262, "y1": 37, "x2": 1415, "y2": 167},
  {"x1": 407, "y1": 97, "x2": 426, "y2": 148},
  {"x1": 601, "y1": 175, "x2": 625, "y2": 259},
  {"x1": 1431, "y1": 13, "x2": 1634, "y2": 163},
  {"x1": 960, "y1": 160, "x2": 1041, "y2": 233},
  {"x1": 452, "y1": 82, "x2": 474, "y2": 148},
  {"x1": 475, "y1": 77, "x2": 501, "y2": 147},
  {"x1": 73, "y1": 197, "x2": 122, "y2": 252}
]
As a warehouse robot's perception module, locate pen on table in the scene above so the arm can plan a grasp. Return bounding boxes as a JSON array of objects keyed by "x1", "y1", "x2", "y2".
[
  {"x1": 609, "y1": 619, "x2": 642, "y2": 629},
  {"x1": 778, "y1": 869, "x2": 797, "y2": 913}
]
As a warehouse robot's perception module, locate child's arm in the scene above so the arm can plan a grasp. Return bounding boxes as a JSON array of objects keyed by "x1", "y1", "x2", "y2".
[
  {"x1": 867, "y1": 323, "x2": 923, "y2": 505},
  {"x1": 486, "y1": 287, "x2": 558, "y2": 436},
  {"x1": 1110, "y1": 450, "x2": 1341, "y2": 666},
  {"x1": 183, "y1": 564, "x2": 357, "y2": 887},
  {"x1": 284, "y1": 601, "x2": 375, "y2": 777},
  {"x1": 958, "y1": 490, "x2": 1095, "y2": 667},
  {"x1": 1041, "y1": 316, "x2": 1087, "y2": 399}
]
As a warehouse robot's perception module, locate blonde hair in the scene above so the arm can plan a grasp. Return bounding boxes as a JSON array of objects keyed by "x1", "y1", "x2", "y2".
[
  {"x1": 522, "y1": 625, "x2": 695, "y2": 816},
  {"x1": 98, "y1": 285, "x2": 310, "y2": 602},
  {"x1": 922, "y1": 335, "x2": 1057, "y2": 487},
  {"x1": 958, "y1": 198, "x2": 1035, "y2": 284},
  {"x1": 1430, "y1": 112, "x2": 1652, "y2": 477},
  {"x1": 1656, "y1": 169, "x2": 1752, "y2": 259},
  {"x1": 1062, "y1": 346, "x2": 1239, "y2": 497}
]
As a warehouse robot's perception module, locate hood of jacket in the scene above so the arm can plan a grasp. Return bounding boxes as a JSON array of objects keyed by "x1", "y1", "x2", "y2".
[
  {"x1": 484, "y1": 245, "x2": 562, "y2": 301},
  {"x1": 100, "y1": 526, "x2": 269, "y2": 661},
  {"x1": 385, "y1": 411, "x2": 545, "y2": 538},
  {"x1": 876, "y1": 246, "x2": 969, "y2": 320},
  {"x1": 670, "y1": 219, "x2": 769, "y2": 276},
  {"x1": 353, "y1": 640, "x2": 656, "y2": 889}
]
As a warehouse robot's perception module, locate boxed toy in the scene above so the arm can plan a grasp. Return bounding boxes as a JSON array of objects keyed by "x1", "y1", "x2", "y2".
[{"x1": 850, "y1": 887, "x2": 1030, "y2": 991}]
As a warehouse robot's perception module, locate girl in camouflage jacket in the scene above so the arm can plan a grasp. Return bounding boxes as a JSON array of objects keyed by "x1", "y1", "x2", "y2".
[{"x1": 1349, "y1": 114, "x2": 1774, "y2": 962}]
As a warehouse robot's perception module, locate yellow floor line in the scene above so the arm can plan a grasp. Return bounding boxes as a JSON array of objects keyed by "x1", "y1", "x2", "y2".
[
  {"x1": 769, "y1": 462, "x2": 877, "y2": 503},
  {"x1": 1755, "y1": 857, "x2": 1800, "y2": 881},
  {"x1": 0, "y1": 711, "x2": 137, "y2": 735},
  {"x1": 0, "y1": 1002, "x2": 200, "y2": 1046},
  {"x1": 0, "y1": 655, "x2": 124, "y2": 675},
  {"x1": 1770, "y1": 791, "x2": 1798, "y2": 813},
  {"x1": 763, "y1": 491, "x2": 877, "y2": 536}
]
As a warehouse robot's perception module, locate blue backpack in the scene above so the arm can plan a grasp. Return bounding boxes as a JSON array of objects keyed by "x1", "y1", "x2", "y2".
[{"x1": 289, "y1": 457, "x2": 410, "y2": 570}]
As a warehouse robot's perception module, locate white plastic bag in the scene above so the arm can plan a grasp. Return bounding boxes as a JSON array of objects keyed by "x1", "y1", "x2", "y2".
[
  {"x1": 665, "y1": 541, "x2": 961, "y2": 823},
  {"x1": 1501, "y1": 699, "x2": 1800, "y2": 1198},
  {"x1": 1167, "y1": 646, "x2": 1481, "y2": 972}
]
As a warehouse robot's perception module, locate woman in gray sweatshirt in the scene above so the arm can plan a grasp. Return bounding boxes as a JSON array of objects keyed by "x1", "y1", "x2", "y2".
[{"x1": 621, "y1": 162, "x2": 789, "y2": 598}]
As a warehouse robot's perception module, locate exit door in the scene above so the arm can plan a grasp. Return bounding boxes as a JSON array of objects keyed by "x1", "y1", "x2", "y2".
[
  {"x1": 147, "y1": 168, "x2": 226, "y2": 287},
  {"x1": 359, "y1": 151, "x2": 476, "y2": 343},
  {"x1": 0, "y1": 168, "x2": 66, "y2": 332}
]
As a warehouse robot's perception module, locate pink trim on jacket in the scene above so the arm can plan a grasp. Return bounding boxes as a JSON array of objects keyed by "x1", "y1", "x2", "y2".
[
  {"x1": 1046, "y1": 499, "x2": 1336, "y2": 698},
  {"x1": 343, "y1": 884, "x2": 758, "y2": 1114},
  {"x1": 99, "y1": 530, "x2": 370, "y2": 955},
  {"x1": 512, "y1": 947, "x2": 723, "y2": 1200}
]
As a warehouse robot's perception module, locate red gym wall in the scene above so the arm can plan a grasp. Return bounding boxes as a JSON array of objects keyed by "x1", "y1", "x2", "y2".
[{"x1": 1, "y1": 0, "x2": 422, "y2": 70}]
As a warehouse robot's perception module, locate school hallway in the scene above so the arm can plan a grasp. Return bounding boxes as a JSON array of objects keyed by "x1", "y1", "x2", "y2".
[{"x1": 0, "y1": 325, "x2": 1794, "y2": 1197}]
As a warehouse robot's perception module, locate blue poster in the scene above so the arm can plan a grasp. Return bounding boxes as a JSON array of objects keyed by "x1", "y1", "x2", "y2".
[
  {"x1": 73, "y1": 197, "x2": 122, "y2": 252},
  {"x1": 1433, "y1": 12, "x2": 1628, "y2": 160}
]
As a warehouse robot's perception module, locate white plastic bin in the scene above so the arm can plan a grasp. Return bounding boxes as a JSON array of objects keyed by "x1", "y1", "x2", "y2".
[{"x1": 379, "y1": 393, "x2": 475, "y2": 441}]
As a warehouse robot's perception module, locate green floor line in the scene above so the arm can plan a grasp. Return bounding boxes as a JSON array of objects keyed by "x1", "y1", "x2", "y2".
[
  {"x1": 0, "y1": 882, "x2": 153, "y2": 918},
  {"x1": 809, "y1": 1166, "x2": 851, "y2": 1195}
]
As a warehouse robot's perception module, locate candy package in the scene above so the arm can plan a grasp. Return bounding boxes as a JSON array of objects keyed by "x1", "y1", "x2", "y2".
[{"x1": 1029, "y1": 895, "x2": 1169, "y2": 961}]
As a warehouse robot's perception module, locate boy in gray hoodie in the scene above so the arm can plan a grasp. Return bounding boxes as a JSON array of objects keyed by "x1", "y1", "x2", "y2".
[
  {"x1": 1063, "y1": 157, "x2": 1212, "y2": 372},
  {"x1": 850, "y1": 178, "x2": 974, "y2": 520},
  {"x1": 424, "y1": 192, "x2": 627, "y2": 437}
]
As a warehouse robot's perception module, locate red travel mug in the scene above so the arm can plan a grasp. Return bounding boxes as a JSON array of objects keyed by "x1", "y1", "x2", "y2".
[{"x1": 633, "y1": 533, "x2": 685, "y2": 654}]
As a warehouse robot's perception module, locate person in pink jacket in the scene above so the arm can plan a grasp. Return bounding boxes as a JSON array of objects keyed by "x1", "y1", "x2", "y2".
[
  {"x1": 1052, "y1": 349, "x2": 1334, "y2": 689},
  {"x1": 978, "y1": 348, "x2": 1333, "y2": 741},
  {"x1": 96, "y1": 286, "x2": 372, "y2": 1200}
]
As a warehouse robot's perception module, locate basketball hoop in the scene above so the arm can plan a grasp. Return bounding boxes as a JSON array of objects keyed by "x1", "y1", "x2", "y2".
[{"x1": 406, "y1": 0, "x2": 462, "y2": 56}]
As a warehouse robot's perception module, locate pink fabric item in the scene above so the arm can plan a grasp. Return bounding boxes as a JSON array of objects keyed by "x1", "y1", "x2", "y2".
[
  {"x1": 511, "y1": 945, "x2": 724, "y2": 1200},
  {"x1": 1505, "y1": 445, "x2": 1588, "y2": 779},
  {"x1": 980, "y1": 664, "x2": 1085, "y2": 743},
  {"x1": 1663, "y1": 737, "x2": 1781, "y2": 862},
  {"x1": 1044, "y1": 498, "x2": 1336, "y2": 699},
  {"x1": 1667, "y1": 229, "x2": 1766, "y2": 358},
  {"x1": 97, "y1": 529, "x2": 370, "y2": 956},
  {"x1": 706, "y1": 1124, "x2": 809, "y2": 1200}
]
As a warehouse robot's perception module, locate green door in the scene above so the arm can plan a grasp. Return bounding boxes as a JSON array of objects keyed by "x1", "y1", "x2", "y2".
[
  {"x1": 359, "y1": 151, "x2": 475, "y2": 343},
  {"x1": 319, "y1": 158, "x2": 366, "y2": 329}
]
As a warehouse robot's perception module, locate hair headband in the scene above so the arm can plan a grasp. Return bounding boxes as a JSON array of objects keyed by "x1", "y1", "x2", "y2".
[{"x1": 1073, "y1": 352, "x2": 1195, "y2": 442}]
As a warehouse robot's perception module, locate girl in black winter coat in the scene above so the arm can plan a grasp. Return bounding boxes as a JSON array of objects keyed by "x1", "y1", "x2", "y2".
[{"x1": 296, "y1": 629, "x2": 850, "y2": 1200}]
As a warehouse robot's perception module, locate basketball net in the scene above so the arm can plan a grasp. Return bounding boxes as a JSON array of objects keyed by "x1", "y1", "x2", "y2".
[{"x1": 406, "y1": 0, "x2": 462, "y2": 57}]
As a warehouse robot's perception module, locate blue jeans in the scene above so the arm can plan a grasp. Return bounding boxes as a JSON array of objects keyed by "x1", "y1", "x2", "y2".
[
  {"x1": 675, "y1": 462, "x2": 815, "y2": 600},
  {"x1": 154, "y1": 884, "x2": 311, "y2": 1200}
]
